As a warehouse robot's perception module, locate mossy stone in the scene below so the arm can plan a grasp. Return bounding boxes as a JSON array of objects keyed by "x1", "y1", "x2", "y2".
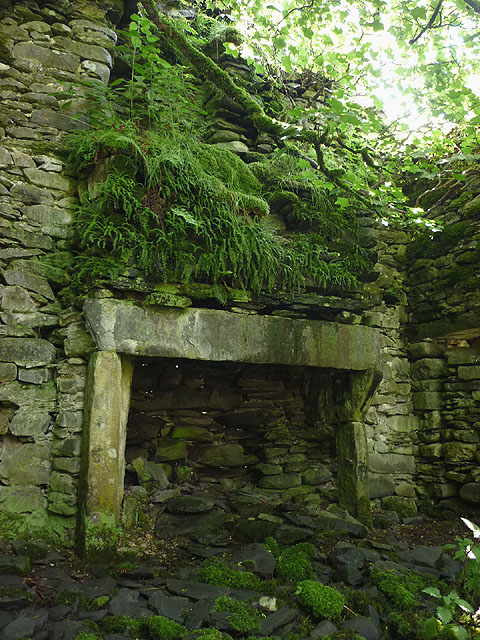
[
  {"x1": 154, "y1": 438, "x2": 187, "y2": 462},
  {"x1": 382, "y1": 496, "x2": 417, "y2": 518},
  {"x1": 171, "y1": 426, "x2": 214, "y2": 441}
]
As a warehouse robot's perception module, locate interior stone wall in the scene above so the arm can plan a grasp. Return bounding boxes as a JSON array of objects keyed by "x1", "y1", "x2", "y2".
[{"x1": 125, "y1": 359, "x2": 336, "y2": 520}]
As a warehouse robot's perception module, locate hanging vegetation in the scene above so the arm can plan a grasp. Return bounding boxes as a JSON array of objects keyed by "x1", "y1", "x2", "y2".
[{"x1": 65, "y1": 7, "x2": 371, "y2": 295}]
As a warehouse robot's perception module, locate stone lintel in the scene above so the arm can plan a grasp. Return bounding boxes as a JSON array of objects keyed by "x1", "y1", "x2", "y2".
[{"x1": 84, "y1": 299, "x2": 381, "y2": 370}]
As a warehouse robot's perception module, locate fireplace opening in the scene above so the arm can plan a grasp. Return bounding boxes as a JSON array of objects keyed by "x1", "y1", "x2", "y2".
[{"x1": 122, "y1": 357, "x2": 341, "y2": 546}]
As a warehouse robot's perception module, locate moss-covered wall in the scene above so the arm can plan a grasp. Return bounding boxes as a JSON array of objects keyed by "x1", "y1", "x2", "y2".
[
  {"x1": 407, "y1": 172, "x2": 480, "y2": 516},
  {"x1": 0, "y1": 0, "x2": 428, "y2": 545}
]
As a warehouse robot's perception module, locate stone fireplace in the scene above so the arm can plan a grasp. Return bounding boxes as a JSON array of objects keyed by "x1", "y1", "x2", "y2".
[{"x1": 80, "y1": 298, "x2": 382, "y2": 535}]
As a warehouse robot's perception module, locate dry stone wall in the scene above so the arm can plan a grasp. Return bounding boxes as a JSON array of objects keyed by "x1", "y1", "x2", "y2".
[
  {"x1": 5, "y1": 0, "x2": 475, "y2": 545},
  {"x1": 0, "y1": 0, "x2": 118, "y2": 543},
  {"x1": 407, "y1": 171, "x2": 480, "y2": 514}
]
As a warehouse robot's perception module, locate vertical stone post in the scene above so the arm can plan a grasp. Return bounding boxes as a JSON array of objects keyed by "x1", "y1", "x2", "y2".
[
  {"x1": 332, "y1": 369, "x2": 381, "y2": 526},
  {"x1": 336, "y1": 421, "x2": 372, "y2": 526},
  {"x1": 82, "y1": 351, "x2": 133, "y2": 520}
]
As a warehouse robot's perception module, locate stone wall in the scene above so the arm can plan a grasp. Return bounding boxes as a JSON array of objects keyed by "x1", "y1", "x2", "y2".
[
  {"x1": 407, "y1": 169, "x2": 480, "y2": 514},
  {"x1": 0, "y1": 0, "x2": 118, "y2": 543},
  {"x1": 126, "y1": 359, "x2": 336, "y2": 519},
  {"x1": 0, "y1": 0, "x2": 424, "y2": 545}
]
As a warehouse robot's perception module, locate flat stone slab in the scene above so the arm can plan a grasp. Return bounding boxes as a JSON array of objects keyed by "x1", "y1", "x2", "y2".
[{"x1": 84, "y1": 299, "x2": 381, "y2": 370}]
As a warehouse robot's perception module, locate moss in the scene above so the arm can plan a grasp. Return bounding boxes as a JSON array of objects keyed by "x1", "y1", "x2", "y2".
[
  {"x1": 407, "y1": 222, "x2": 471, "y2": 261},
  {"x1": 99, "y1": 615, "x2": 143, "y2": 635},
  {"x1": 144, "y1": 615, "x2": 187, "y2": 639},
  {"x1": 84, "y1": 512, "x2": 121, "y2": 563},
  {"x1": 56, "y1": 590, "x2": 86, "y2": 608},
  {"x1": 386, "y1": 610, "x2": 423, "y2": 639},
  {"x1": 215, "y1": 597, "x2": 263, "y2": 634},
  {"x1": 371, "y1": 570, "x2": 420, "y2": 610},
  {"x1": 276, "y1": 543, "x2": 315, "y2": 582},
  {"x1": 197, "y1": 557, "x2": 262, "y2": 591},
  {"x1": 264, "y1": 537, "x2": 281, "y2": 558},
  {"x1": 296, "y1": 580, "x2": 345, "y2": 621}
]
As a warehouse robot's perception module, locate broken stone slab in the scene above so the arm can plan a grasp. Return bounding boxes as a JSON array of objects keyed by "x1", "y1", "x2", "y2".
[
  {"x1": 0, "y1": 555, "x2": 30, "y2": 576},
  {"x1": 0, "y1": 363, "x2": 17, "y2": 382},
  {"x1": 12, "y1": 42, "x2": 80, "y2": 72},
  {"x1": 0, "y1": 338, "x2": 56, "y2": 367},
  {"x1": 313, "y1": 510, "x2": 368, "y2": 538},
  {"x1": 23, "y1": 167, "x2": 76, "y2": 193},
  {"x1": 2, "y1": 270, "x2": 55, "y2": 300},
  {"x1": 0, "y1": 381, "x2": 56, "y2": 409},
  {"x1": 53, "y1": 36, "x2": 112, "y2": 66},
  {"x1": 30, "y1": 108, "x2": 87, "y2": 131},
  {"x1": 8, "y1": 410, "x2": 51, "y2": 437},
  {"x1": 1, "y1": 285, "x2": 37, "y2": 312},
  {"x1": 0, "y1": 444, "x2": 52, "y2": 485},
  {"x1": 9, "y1": 181, "x2": 54, "y2": 204}
]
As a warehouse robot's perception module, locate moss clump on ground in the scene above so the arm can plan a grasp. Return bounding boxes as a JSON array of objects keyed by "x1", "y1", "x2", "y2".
[
  {"x1": 84, "y1": 512, "x2": 120, "y2": 563},
  {"x1": 145, "y1": 616, "x2": 187, "y2": 639},
  {"x1": 371, "y1": 570, "x2": 423, "y2": 610},
  {"x1": 197, "y1": 557, "x2": 262, "y2": 591},
  {"x1": 276, "y1": 542, "x2": 316, "y2": 582},
  {"x1": 99, "y1": 615, "x2": 143, "y2": 635},
  {"x1": 214, "y1": 597, "x2": 263, "y2": 634},
  {"x1": 264, "y1": 537, "x2": 280, "y2": 558},
  {"x1": 296, "y1": 580, "x2": 345, "y2": 621}
]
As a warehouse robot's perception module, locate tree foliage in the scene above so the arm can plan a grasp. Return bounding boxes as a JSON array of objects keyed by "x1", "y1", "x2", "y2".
[{"x1": 193, "y1": 0, "x2": 480, "y2": 212}]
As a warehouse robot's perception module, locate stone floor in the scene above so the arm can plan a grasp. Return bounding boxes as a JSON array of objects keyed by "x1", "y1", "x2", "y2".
[{"x1": 0, "y1": 510, "x2": 467, "y2": 640}]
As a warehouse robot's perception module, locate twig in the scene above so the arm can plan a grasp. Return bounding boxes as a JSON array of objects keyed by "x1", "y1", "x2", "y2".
[{"x1": 410, "y1": 0, "x2": 444, "y2": 44}]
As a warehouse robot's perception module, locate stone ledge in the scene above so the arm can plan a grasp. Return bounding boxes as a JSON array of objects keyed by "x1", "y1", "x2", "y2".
[{"x1": 84, "y1": 299, "x2": 382, "y2": 370}]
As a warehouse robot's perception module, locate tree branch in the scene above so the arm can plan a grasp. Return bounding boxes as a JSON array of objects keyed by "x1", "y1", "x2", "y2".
[
  {"x1": 464, "y1": 0, "x2": 480, "y2": 15},
  {"x1": 409, "y1": 0, "x2": 444, "y2": 44}
]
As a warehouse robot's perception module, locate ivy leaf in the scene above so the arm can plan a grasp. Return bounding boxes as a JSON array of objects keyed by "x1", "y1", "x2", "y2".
[
  {"x1": 329, "y1": 98, "x2": 344, "y2": 114},
  {"x1": 282, "y1": 54, "x2": 292, "y2": 72},
  {"x1": 340, "y1": 114, "x2": 361, "y2": 125},
  {"x1": 224, "y1": 42, "x2": 239, "y2": 58},
  {"x1": 273, "y1": 36, "x2": 287, "y2": 50}
]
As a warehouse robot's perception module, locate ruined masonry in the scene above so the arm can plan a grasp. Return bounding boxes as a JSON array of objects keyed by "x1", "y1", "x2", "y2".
[{"x1": 1, "y1": 0, "x2": 480, "y2": 547}]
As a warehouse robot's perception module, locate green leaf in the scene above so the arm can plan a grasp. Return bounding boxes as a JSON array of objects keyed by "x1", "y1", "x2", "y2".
[
  {"x1": 329, "y1": 98, "x2": 344, "y2": 114},
  {"x1": 273, "y1": 36, "x2": 286, "y2": 50},
  {"x1": 423, "y1": 587, "x2": 441, "y2": 599},
  {"x1": 297, "y1": 158, "x2": 311, "y2": 169},
  {"x1": 130, "y1": 34, "x2": 141, "y2": 48},
  {"x1": 424, "y1": 617, "x2": 438, "y2": 639},
  {"x1": 452, "y1": 624, "x2": 469, "y2": 640},
  {"x1": 461, "y1": 518, "x2": 480, "y2": 539},
  {"x1": 282, "y1": 54, "x2": 292, "y2": 72},
  {"x1": 436, "y1": 606, "x2": 453, "y2": 625},
  {"x1": 224, "y1": 42, "x2": 239, "y2": 58},
  {"x1": 335, "y1": 197, "x2": 349, "y2": 209},
  {"x1": 340, "y1": 114, "x2": 361, "y2": 125}
]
